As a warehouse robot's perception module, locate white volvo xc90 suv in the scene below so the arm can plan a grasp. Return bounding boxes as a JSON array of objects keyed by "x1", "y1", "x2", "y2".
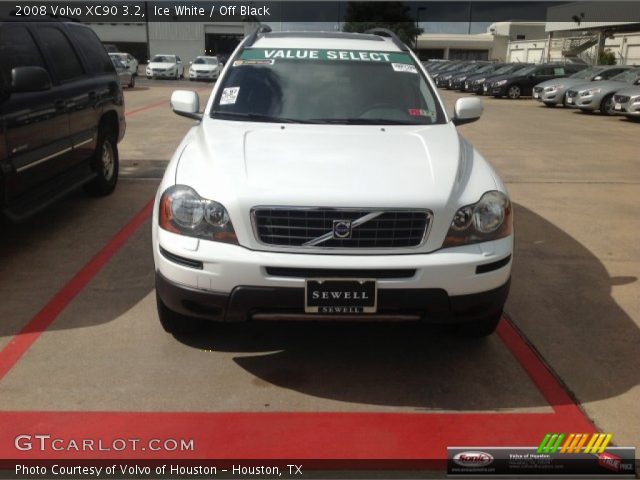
[{"x1": 152, "y1": 27, "x2": 513, "y2": 337}]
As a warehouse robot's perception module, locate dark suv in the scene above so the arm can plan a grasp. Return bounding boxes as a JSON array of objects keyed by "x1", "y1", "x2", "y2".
[
  {"x1": 0, "y1": 19, "x2": 125, "y2": 221},
  {"x1": 487, "y1": 63, "x2": 587, "y2": 99}
]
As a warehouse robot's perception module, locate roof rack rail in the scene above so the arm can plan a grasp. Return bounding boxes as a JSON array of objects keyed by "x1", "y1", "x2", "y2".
[
  {"x1": 245, "y1": 24, "x2": 272, "y2": 47},
  {"x1": 365, "y1": 28, "x2": 409, "y2": 52}
]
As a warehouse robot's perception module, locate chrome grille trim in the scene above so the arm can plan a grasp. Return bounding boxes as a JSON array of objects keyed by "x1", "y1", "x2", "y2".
[{"x1": 251, "y1": 207, "x2": 433, "y2": 251}]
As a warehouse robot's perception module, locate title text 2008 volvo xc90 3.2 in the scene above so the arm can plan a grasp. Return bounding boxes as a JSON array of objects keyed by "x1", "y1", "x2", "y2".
[{"x1": 152, "y1": 27, "x2": 513, "y2": 338}]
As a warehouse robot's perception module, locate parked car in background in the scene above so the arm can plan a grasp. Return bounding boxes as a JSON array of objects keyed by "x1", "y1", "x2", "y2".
[
  {"x1": 613, "y1": 86, "x2": 640, "y2": 120},
  {"x1": 146, "y1": 54, "x2": 183, "y2": 80},
  {"x1": 0, "y1": 20, "x2": 124, "y2": 221},
  {"x1": 111, "y1": 55, "x2": 135, "y2": 88},
  {"x1": 565, "y1": 68, "x2": 640, "y2": 115},
  {"x1": 475, "y1": 64, "x2": 532, "y2": 95},
  {"x1": 188, "y1": 56, "x2": 222, "y2": 81},
  {"x1": 431, "y1": 61, "x2": 465, "y2": 82},
  {"x1": 487, "y1": 63, "x2": 587, "y2": 99},
  {"x1": 109, "y1": 52, "x2": 138, "y2": 77},
  {"x1": 458, "y1": 63, "x2": 505, "y2": 91},
  {"x1": 435, "y1": 62, "x2": 478, "y2": 87},
  {"x1": 447, "y1": 62, "x2": 491, "y2": 90},
  {"x1": 533, "y1": 65, "x2": 632, "y2": 107}
]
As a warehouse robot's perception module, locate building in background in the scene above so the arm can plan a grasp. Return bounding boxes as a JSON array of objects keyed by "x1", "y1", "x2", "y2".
[
  {"x1": 88, "y1": 22, "x2": 255, "y2": 64},
  {"x1": 415, "y1": 22, "x2": 546, "y2": 61}
]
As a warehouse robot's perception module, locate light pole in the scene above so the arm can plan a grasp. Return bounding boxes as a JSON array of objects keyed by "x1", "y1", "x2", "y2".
[{"x1": 416, "y1": 7, "x2": 426, "y2": 52}]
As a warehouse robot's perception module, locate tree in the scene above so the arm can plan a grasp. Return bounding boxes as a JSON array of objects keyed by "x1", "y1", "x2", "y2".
[
  {"x1": 342, "y1": 2, "x2": 423, "y2": 48},
  {"x1": 598, "y1": 49, "x2": 617, "y2": 65}
]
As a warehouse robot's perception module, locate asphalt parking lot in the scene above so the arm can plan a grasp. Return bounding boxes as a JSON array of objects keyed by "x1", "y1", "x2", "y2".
[{"x1": 0, "y1": 78, "x2": 638, "y2": 464}]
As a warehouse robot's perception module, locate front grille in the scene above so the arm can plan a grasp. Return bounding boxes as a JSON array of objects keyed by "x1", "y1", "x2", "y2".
[
  {"x1": 252, "y1": 208, "x2": 431, "y2": 249},
  {"x1": 614, "y1": 95, "x2": 630, "y2": 103},
  {"x1": 567, "y1": 90, "x2": 577, "y2": 98},
  {"x1": 265, "y1": 267, "x2": 416, "y2": 279}
]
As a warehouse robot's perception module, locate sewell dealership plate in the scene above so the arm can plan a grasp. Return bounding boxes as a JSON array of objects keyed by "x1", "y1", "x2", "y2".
[{"x1": 305, "y1": 279, "x2": 377, "y2": 314}]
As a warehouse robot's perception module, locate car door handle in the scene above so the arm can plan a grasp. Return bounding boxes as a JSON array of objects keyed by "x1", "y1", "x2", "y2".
[{"x1": 54, "y1": 99, "x2": 66, "y2": 110}]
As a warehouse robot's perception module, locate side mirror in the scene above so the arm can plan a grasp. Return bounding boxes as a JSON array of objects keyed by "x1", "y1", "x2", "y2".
[
  {"x1": 452, "y1": 97, "x2": 483, "y2": 126},
  {"x1": 171, "y1": 90, "x2": 202, "y2": 120},
  {"x1": 593, "y1": 75, "x2": 603, "y2": 81},
  {"x1": 11, "y1": 66, "x2": 52, "y2": 93}
]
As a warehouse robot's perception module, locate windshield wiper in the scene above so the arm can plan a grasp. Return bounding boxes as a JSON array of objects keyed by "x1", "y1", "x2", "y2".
[
  {"x1": 211, "y1": 111, "x2": 319, "y2": 124},
  {"x1": 309, "y1": 118, "x2": 418, "y2": 125}
]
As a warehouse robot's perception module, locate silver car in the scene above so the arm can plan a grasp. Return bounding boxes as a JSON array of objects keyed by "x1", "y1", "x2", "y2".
[
  {"x1": 565, "y1": 69, "x2": 640, "y2": 115},
  {"x1": 533, "y1": 65, "x2": 631, "y2": 107},
  {"x1": 613, "y1": 86, "x2": 640, "y2": 120},
  {"x1": 111, "y1": 56, "x2": 135, "y2": 88}
]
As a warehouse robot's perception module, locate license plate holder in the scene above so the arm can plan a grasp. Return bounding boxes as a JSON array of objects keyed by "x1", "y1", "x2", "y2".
[{"x1": 305, "y1": 279, "x2": 377, "y2": 314}]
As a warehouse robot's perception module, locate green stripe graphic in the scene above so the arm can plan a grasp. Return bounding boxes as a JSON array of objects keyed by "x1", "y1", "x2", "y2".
[{"x1": 240, "y1": 48, "x2": 413, "y2": 65}]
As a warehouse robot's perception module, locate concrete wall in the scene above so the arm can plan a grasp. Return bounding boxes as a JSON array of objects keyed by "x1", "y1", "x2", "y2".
[{"x1": 507, "y1": 39, "x2": 549, "y2": 63}]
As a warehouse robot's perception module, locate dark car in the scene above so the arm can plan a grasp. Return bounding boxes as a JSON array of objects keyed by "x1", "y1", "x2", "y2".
[
  {"x1": 475, "y1": 63, "x2": 533, "y2": 95},
  {"x1": 487, "y1": 63, "x2": 587, "y2": 99},
  {"x1": 431, "y1": 61, "x2": 467, "y2": 82},
  {"x1": 0, "y1": 19, "x2": 125, "y2": 221},
  {"x1": 446, "y1": 62, "x2": 492, "y2": 90},
  {"x1": 434, "y1": 61, "x2": 475, "y2": 87}
]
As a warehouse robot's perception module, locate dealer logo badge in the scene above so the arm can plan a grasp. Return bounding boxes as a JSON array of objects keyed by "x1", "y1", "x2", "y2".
[{"x1": 332, "y1": 220, "x2": 352, "y2": 239}]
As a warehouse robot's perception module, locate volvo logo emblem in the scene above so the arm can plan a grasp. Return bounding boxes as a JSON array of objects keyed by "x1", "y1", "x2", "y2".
[{"x1": 332, "y1": 220, "x2": 352, "y2": 239}]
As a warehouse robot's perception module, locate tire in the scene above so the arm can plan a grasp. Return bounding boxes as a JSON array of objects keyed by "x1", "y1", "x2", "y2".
[
  {"x1": 84, "y1": 126, "x2": 118, "y2": 196},
  {"x1": 156, "y1": 291, "x2": 204, "y2": 335},
  {"x1": 600, "y1": 94, "x2": 616, "y2": 116},
  {"x1": 146, "y1": 75, "x2": 151, "y2": 80},
  {"x1": 128, "y1": 75, "x2": 135, "y2": 88},
  {"x1": 507, "y1": 84, "x2": 521, "y2": 100},
  {"x1": 448, "y1": 310, "x2": 503, "y2": 338}
]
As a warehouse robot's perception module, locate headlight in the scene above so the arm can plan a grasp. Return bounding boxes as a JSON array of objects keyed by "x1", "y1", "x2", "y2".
[
  {"x1": 582, "y1": 88, "x2": 600, "y2": 96},
  {"x1": 544, "y1": 84, "x2": 561, "y2": 91},
  {"x1": 494, "y1": 80, "x2": 508, "y2": 86},
  {"x1": 442, "y1": 191, "x2": 512, "y2": 248},
  {"x1": 159, "y1": 185, "x2": 238, "y2": 244},
  {"x1": 475, "y1": 78, "x2": 485, "y2": 84},
  {"x1": 458, "y1": 76, "x2": 467, "y2": 81}
]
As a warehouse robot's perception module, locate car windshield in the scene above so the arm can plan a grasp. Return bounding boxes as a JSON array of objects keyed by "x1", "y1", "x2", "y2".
[
  {"x1": 515, "y1": 66, "x2": 536, "y2": 76},
  {"x1": 475, "y1": 64, "x2": 497, "y2": 74},
  {"x1": 152, "y1": 55, "x2": 175, "y2": 63},
  {"x1": 194, "y1": 57, "x2": 218, "y2": 65},
  {"x1": 211, "y1": 48, "x2": 446, "y2": 125},
  {"x1": 611, "y1": 69, "x2": 640, "y2": 83}
]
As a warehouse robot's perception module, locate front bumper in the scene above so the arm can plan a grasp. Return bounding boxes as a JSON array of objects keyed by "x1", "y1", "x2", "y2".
[
  {"x1": 154, "y1": 229, "x2": 513, "y2": 322},
  {"x1": 533, "y1": 87, "x2": 564, "y2": 104},
  {"x1": 489, "y1": 84, "x2": 508, "y2": 96},
  {"x1": 614, "y1": 99, "x2": 640, "y2": 116},
  {"x1": 147, "y1": 70, "x2": 178, "y2": 78},
  {"x1": 565, "y1": 92, "x2": 597, "y2": 109},
  {"x1": 189, "y1": 71, "x2": 218, "y2": 80},
  {"x1": 156, "y1": 271, "x2": 511, "y2": 323}
]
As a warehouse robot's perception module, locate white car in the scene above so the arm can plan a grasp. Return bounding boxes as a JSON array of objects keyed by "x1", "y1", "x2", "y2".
[
  {"x1": 146, "y1": 54, "x2": 183, "y2": 80},
  {"x1": 109, "y1": 52, "x2": 138, "y2": 77},
  {"x1": 153, "y1": 27, "x2": 513, "y2": 338},
  {"x1": 189, "y1": 56, "x2": 223, "y2": 81}
]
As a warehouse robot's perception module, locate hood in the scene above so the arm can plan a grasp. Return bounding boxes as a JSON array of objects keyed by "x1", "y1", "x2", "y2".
[
  {"x1": 535, "y1": 78, "x2": 590, "y2": 89},
  {"x1": 571, "y1": 80, "x2": 629, "y2": 93},
  {"x1": 176, "y1": 120, "x2": 465, "y2": 212},
  {"x1": 148, "y1": 62, "x2": 176, "y2": 69},
  {"x1": 613, "y1": 86, "x2": 640, "y2": 97},
  {"x1": 191, "y1": 64, "x2": 218, "y2": 71},
  {"x1": 488, "y1": 73, "x2": 524, "y2": 84}
]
